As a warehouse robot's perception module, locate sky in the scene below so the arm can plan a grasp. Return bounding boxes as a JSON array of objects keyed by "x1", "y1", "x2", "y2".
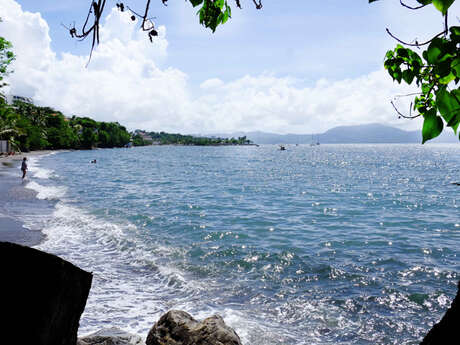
[{"x1": 0, "y1": 0, "x2": 458, "y2": 134}]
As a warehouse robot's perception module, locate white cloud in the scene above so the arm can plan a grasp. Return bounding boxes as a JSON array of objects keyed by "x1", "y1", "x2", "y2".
[
  {"x1": 200, "y1": 78, "x2": 224, "y2": 90},
  {"x1": 0, "y1": 0, "x2": 421, "y2": 134},
  {"x1": 193, "y1": 72, "x2": 417, "y2": 133}
]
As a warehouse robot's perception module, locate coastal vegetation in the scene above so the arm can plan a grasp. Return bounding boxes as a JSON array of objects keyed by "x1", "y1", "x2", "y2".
[
  {"x1": 0, "y1": 98, "x2": 131, "y2": 151},
  {"x1": 0, "y1": 29, "x2": 131, "y2": 152},
  {"x1": 0, "y1": 97, "x2": 252, "y2": 152},
  {"x1": 132, "y1": 131, "x2": 253, "y2": 146},
  {"x1": 0, "y1": 32, "x2": 250, "y2": 152}
]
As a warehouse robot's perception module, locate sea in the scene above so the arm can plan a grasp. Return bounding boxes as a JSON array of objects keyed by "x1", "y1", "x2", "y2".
[{"x1": 17, "y1": 144, "x2": 460, "y2": 344}]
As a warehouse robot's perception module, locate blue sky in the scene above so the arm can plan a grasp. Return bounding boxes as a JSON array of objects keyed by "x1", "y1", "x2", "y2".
[
  {"x1": 12, "y1": 0, "x2": 389, "y2": 83},
  {"x1": 1, "y1": 0, "x2": 458, "y2": 133}
]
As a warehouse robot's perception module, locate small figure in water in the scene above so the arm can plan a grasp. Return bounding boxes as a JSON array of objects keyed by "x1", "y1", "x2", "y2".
[
  {"x1": 91, "y1": 159, "x2": 97, "y2": 164},
  {"x1": 21, "y1": 157, "x2": 27, "y2": 179}
]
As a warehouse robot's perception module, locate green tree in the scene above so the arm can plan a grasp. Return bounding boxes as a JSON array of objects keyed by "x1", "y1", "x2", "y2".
[
  {"x1": 0, "y1": 98, "x2": 21, "y2": 150},
  {"x1": 370, "y1": 0, "x2": 460, "y2": 142},
  {"x1": 80, "y1": 127, "x2": 97, "y2": 149},
  {"x1": 0, "y1": 34, "x2": 14, "y2": 91},
  {"x1": 0, "y1": 25, "x2": 17, "y2": 148}
]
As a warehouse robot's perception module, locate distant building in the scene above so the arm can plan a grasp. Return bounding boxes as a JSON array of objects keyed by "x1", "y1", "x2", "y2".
[
  {"x1": 134, "y1": 130, "x2": 153, "y2": 143},
  {"x1": 11, "y1": 95, "x2": 34, "y2": 104},
  {"x1": 140, "y1": 134, "x2": 153, "y2": 142},
  {"x1": 0, "y1": 140, "x2": 11, "y2": 153}
]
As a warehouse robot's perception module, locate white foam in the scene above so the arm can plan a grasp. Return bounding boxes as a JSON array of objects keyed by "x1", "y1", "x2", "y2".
[
  {"x1": 25, "y1": 180, "x2": 66, "y2": 200},
  {"x1": 34, "y1": 202, "x2": 207, "y2": 337},
  {"x1": 27, "y1": 156, "x2": 55, "y2": 179}
]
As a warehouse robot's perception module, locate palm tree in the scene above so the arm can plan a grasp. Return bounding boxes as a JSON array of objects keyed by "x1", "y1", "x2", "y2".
[{"x1": 0, "y1": 101, "x2": 22, "y2": 152}]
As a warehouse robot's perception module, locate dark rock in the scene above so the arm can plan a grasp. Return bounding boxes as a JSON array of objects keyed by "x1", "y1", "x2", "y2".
[
  {"x1": 77, "y1": 328, "x2": 143, "y2": 345},
  {"x1": 146, "y1": 310, "x2": 242, "y2": 345},
  {"x1": 420, "y1": 281, "x2": 460, "y2": 345},
  {"x1": 0, "y1": 241, "x2": 92, "y2": 345}
]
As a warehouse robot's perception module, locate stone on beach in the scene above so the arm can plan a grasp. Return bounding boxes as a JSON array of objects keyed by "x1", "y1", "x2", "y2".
[
  {"x1": 0, "y1": 241, "x2": 92, "y2": 345},
  {"x1": 146, "y1": 310, "x2": 242, "y2": 345},
  {"x1": 77, "y1": 328, "x2": 143, "y2": 345}
]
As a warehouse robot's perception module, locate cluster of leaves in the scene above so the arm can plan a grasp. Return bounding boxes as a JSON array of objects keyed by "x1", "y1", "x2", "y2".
[
  {"x1": 190, "y1": 0, "x2": 232, "y2": 32},
  {"x1": 371, "y1": 0, "x2": 460, "y2": 143},
  {"x1": 132, "y1": 130, "x2": 252, "y2": 146},
  {"x1": 0, "y1": 99, "x2": 131, "y2": 152},
  {"x1": 0, "y1": 35, "x2": 15, "y2": 90}
]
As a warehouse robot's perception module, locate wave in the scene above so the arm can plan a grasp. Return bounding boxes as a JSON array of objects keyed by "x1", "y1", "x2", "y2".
[
  {"x1": 25, "y1": 180, "x2": 66, "y2": 200},
  {"x1": 34, "y1": 201, "x2": 204, "y2": 336},
  {"x1": 27, "y1": 156, "x2": 56, "y2": 179}
]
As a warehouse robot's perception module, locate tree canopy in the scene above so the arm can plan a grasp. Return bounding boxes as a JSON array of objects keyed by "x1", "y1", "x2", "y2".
[
  {"x1": 369, "y1": 0, "x2": 459, "y2": 142},
  {"x1": 0, "y1": 99, "x2": 132, "y2": 152},
  {"x1": 0, "y1": 19, "x2": 15, "y2": 93}
]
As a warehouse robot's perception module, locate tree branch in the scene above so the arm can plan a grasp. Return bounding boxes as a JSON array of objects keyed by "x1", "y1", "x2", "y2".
[
  {"x1": 391, "y1": 100, "x2": 421, "y2": 119},
  {"x1": 385, "y1": 28, "x2": 447, "y2": 47},
  {"x1": 68, "y1": 0, "x2": 264, "y2": 64},
  {"x1": 399, "y1": 0, "x2": 427, "y2": 10}
]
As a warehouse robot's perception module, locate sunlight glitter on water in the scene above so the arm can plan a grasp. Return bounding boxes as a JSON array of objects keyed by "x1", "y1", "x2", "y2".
[{"x1": 22, "y1": 144, "x2": 460, "y2": 344}]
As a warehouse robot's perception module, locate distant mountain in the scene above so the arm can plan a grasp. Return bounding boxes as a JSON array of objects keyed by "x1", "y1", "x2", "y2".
[
  {"x1": 211, "y1": 124, "x2": 458, "y2": 144},
  {"x1": 318, "y1": 123, "x2": 420, "y2": 144}
]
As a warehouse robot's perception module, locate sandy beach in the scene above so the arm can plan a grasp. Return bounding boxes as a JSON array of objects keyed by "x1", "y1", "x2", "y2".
[
  {"x1": 0, "y1": 150, "x2": 54, "y2": 246},
  {"x1": 0, "y1": 150, "x2": 55, "y2": 164}
]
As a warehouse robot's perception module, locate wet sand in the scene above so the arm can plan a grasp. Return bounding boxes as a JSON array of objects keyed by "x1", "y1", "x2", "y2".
[{"x1": 0, "y1": 151, "x2": 52, "y2": 246}]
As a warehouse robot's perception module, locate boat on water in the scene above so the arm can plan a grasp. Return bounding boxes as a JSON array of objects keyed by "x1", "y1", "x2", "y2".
[{"x1": 310, "y1": 135, "x2": 320, "y2": 146}]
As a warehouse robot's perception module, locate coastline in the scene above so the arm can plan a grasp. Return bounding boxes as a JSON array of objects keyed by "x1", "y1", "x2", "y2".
[{"x1": 0, "y1": 150, "x2": 54, "y2": 246}]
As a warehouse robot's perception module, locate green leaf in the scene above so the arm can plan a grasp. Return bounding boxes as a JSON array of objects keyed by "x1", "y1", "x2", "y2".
[
  {"x1": 432, "y1": 0, "x2": 455, "y2": 14},
  {"x1": 450, "y1": 26, "x2": 460, "y2": 42},
  {"x1": 439, "y1": 72, "x2": 456, "y2": 84},
  {"x1": 436, "y1": 88, "x2": 460, "y2": 132},
  {"x1": 402, "y1": 70, "x2": 415, "y2": 84},
  {"x1": 422, "y1": 83, "x2": 433, "y2": 94},
  {"x1": 190, "y1": 0, "x2": 204, "y2": 7},
  {"x1": 215, "y1": 0, "x2": 225, "y2": 9},
  {"x1": 450, "y1": 89, "x2": 460, "y2": 131},
  {"x1": 426, "y1": 38, "x2": 443, "y2": 64},
  {"x1": 385, "y1": 50, "x2": 394, "y2": 60},
  {"x1": 451, "y1": 26, "x2": 460, "y2": 36},
  {"x1": 396, "y1": 46, "x2": 409, "y2": 58},
  {"x1": 222, "y1": 9, "x2": 229, "y2": 24},
  {"x1": 451, "y1": 58, "x2": 460, "y2": 77},
  {"x1": 422, "y1": 109, "x2": 444, "y2": 143}
]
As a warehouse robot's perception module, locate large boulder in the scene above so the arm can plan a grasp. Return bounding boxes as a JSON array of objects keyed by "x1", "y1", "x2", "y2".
[
  {"x1": 0, "y1": 241, "x2": 92, "y2": 345},
  {"x1": 77, "y1": 328, "x2": 143, "y2": 345},
  {"x1": 420, "y1": 281, "x2": 460, "y2": 345},
  {"x1": 146, "y1": 310, "x2": 242, "y2": 345}
]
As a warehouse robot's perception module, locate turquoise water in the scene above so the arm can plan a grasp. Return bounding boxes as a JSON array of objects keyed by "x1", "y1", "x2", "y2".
[{"x1": 25, "y1": 144, "x2": 459, "y2": 344}]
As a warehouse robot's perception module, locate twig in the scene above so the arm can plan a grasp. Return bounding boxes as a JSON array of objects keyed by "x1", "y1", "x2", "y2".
[
  {"x1": 386, "y1": 28, "x2": 447, "y2": 47},
  {"x1": 391, "y1": 100, "x2": 421, "y2": 119},
  {"x1": 399, "y1": 0, "x2": 427, "y2": 10}
]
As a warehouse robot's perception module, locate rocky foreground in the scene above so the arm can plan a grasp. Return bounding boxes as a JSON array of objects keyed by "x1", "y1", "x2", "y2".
[{"x1": 1, "y1": 242, "x2": 458, "y2": 345}]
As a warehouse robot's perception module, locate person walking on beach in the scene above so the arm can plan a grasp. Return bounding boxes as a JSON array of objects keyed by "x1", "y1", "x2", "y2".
[{"x1": 21, "y1": 157, "x2": 27, "y2": 179}]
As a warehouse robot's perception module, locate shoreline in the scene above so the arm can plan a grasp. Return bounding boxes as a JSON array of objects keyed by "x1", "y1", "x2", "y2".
[{"x1": 0, "y1": 150, "x2": 55, "y2": 246}]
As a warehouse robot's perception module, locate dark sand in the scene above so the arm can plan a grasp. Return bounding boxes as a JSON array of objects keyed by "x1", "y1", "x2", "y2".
[{"x1": 0, "y1": 152, "x2": 51, "y2": 246}]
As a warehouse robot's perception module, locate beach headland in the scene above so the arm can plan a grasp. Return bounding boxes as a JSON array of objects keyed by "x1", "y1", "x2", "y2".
[{"x1": 0, "y1": 150, "x2": 54, "y2": 246}]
